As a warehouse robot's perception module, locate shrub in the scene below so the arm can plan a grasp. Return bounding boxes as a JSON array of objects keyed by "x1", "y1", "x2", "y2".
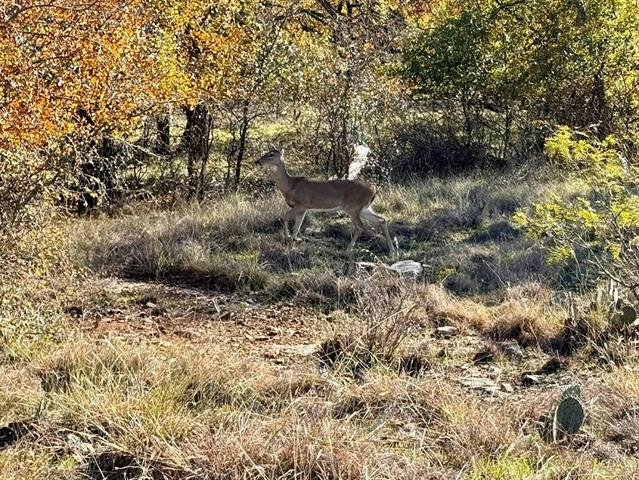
[
  {"x1": 316, "y1": 273, "x2": 423, "y2": 376},
  {"x1": 515, "y1": 127, "x2": 639, "y2": 299}
]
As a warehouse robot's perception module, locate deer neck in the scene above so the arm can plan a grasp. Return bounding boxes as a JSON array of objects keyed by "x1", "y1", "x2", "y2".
[{"x1": 271, "y1": 162, "x2": 293, "y2": 193}]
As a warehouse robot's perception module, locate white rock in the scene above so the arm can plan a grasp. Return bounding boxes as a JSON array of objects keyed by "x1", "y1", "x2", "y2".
[
  {"x1": 436, "y1": 326, "x2": 458, "y2": 337},
  {"x1": 390, "y1": 260, "x2": 423, "y2": 277},
  {"x1": 501, "y1": 383, "x2": 514, "y2": 393},
  {"x1": 460, "y1": 377, "x2": 500, "y2": 394}
]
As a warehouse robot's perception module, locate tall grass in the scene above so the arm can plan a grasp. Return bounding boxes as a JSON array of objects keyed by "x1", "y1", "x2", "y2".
[{"x1": 73, "y1": 194, "x2": 283, "y2": 290}]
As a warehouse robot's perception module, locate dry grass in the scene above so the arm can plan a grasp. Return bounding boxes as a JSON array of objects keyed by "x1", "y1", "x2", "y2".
[
  {"x1": 2, "y1": 172, "x2": 638, "y2": 479},
  {"x1": 71, "y1": 174, "x2": 586, "y2": 297},
  {"x1": 417, "y1": 283, "x2": 492, "y2": 332},
  {"x1": 73, "y1": 195, "x2": 282, "y2": 291},
  {"x1": 1, "y1": 291, "x2": 638, "y2": 479},
  {"x1": 485, "y1": 292, "x2": 565, "y2": 348}
]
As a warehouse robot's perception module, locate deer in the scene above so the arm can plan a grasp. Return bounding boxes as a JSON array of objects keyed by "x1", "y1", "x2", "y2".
[{"x1": 255, "y1": 149, "x2": 395, "y2": 254}]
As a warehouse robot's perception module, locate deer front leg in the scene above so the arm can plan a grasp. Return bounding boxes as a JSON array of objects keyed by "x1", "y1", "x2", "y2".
[
  {"x1": 360, "y1": 207, "x2": 396, "y2": 255},
  {"x1": 292, "y1": 209, "x2": 307, "y2": 241},
  {"x1": 282, "y1": 218, "x2": 291, "y2": 243},
  {"x1": 347, "y1": 208, "x2": 365, "y2": 253},
  {"x1": 281, "y1": 207, "x2": 303, "y2": 244}
]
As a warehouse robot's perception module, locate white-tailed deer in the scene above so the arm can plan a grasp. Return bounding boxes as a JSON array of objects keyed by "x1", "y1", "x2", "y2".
[{"x1": 256, "y1": 149, "x2": 395, "y2": 254}]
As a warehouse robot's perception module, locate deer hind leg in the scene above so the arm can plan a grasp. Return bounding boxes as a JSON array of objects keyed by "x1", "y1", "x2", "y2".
[
  {"x1": 346, "y1": 208, "x2": 366, "y2": 250},
  {"x1": 360, "y1": 206, "x2": 395, "y2": 254}
]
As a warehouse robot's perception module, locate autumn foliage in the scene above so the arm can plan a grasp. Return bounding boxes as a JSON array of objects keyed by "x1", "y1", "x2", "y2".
[
  {"x1": 1, "y1": 0, "x2": 639, "y2": 248},
  {"x1": 0, "y1": 1, "x2": 160, "y2": 148}
]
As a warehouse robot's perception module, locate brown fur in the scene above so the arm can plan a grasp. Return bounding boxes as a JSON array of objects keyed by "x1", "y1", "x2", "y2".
[{"x1": 283, "y1": 177, "x2": 375, "y2": 210}]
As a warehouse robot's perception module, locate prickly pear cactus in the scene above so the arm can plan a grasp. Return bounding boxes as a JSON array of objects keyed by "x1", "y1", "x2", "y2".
[
  {"x1": 539, "y1": 386, "x2": 584, "y2": 442},
  {"x1": 553, "y1": 396, "x2": 584, "y2": 441},
  {"x1": 613, "y1": 304, "x2": 638, "y2": 327},
  {"x1": 561, "y1": 385, "x2": 581, "y2": 401}
]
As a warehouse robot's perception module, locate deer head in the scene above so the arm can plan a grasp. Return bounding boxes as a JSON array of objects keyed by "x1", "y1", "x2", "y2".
[{"x1": 256, "y1": 149, "x2": 284, "y2": 172}]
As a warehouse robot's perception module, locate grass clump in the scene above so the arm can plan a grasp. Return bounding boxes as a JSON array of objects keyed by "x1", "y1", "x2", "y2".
[
  {"x1": 74, "y1": 199, "x2": 276, "y2": 291},
  {"x1": 313, "y1": 272, "x2": 424, "y2": 377},
  {"x1": 485, "y1": 296, "x2": 564, "y2": 348}
]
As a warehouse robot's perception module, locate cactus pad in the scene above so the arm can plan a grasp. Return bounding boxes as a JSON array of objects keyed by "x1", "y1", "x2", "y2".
[
  {"x1": 553, "y1": 397, "x2": 584, "y2": 440},
  {"x1": 561, "y1": 385, "x2": 581, "y2": 401}
]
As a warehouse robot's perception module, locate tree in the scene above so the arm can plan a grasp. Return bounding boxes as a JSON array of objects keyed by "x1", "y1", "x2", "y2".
[
  {"x1": 152, "y1": 0, "x2": 266, "y2": 198},
  {"x1": 0, "y1": 0, "x2": 163, "y2": 219},
  {"x1": 402, "y1": 0, "x2": 639, "y2": 165},
  {"x1": 284, "y1": 0, "x2": 415, "y2": 178},
  {"x1": 515, "y1": 126, "x2": 639, "y2": 298},
  {"x1": 0, "y1": 0, "x2": 160, "y2": 149}
]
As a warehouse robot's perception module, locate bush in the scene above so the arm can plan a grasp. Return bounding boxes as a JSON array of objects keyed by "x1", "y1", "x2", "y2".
[
  {"x1": 372, "y1": 122, "x2": 503, "y2": 181},
  {"x1": 514, "y1": 127, "x2": 639, "y2": 300}
]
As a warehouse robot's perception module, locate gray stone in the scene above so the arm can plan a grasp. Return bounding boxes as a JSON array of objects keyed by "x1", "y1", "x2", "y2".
[
  {"x1": 460, "y1": 377, "x2": 500, "y2": 394},
  {"x1": 389, "y1": 260, "x2": 423, "y2": 277},
  {"x1": 436, "y1": 326, "x2": 458, "y2": 337},
  {"x1": 502, "y1": 340, "x2": 524, "y2": 359}
]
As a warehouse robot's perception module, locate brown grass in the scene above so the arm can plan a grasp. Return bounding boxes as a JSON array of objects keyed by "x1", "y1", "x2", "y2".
[{"x1": 2, "y1": 174, "x2": 638, "y2": 479}]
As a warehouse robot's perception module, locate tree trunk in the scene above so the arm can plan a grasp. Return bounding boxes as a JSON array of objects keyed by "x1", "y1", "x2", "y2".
[
  {"x1": 183, "y1": 104, "x2": 212, "y2": 201},
  {"x1": 77, "y1": 136, "x2": 120, "y2": 215},
  {"x1": 234, "y1": 101, "x2": 251, "y2": 190},
  {"x1": 155, "y1": 115, "x2": 171, "y2": 154}
]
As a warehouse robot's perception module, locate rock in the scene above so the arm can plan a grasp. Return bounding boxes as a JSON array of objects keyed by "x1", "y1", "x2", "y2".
[
  {"x1": 356, "y1": 260, "x2": 424, "y2": 277},
  {"x1": 522, "y1": 374, "x2": 543, "y2": 386},
  {"x1": 389, "y1": 260, "x2": 423, "y2": 277},
  {"x1": 355, "y1": 262, "x2": 377, "y2": 271},
  {"x1": 67, "y1": 432, "x2": 95, "y2": 462},
  {"x1": 460, "y1": 377, "x2": 500, "y2": 394},
  {"x1": 538, "y1": 357, "x2": 564, "y2": 374},
  {"x1": 501, "y1": 383, "x2": 514, "y2": 393},
  {"x1": 502, "y1": 340, "x2": 524, "y2": 360},
  {"x1": 473, "y1": 345, "x2": 496, "y2": 364},
  {"x1": 436, "y1": 326, "x2": 458, "y2": 338},
  {"x1": 273, "y1": 344, "x2": 318, "y2": 357}
]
